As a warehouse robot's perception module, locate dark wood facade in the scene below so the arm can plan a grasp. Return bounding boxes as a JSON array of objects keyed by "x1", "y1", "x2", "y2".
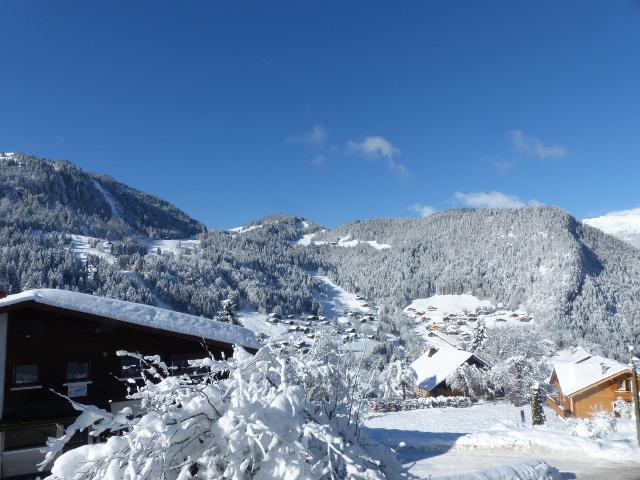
[{"x1": 0, "y1": 300, "x2": 246, "y2": 478}]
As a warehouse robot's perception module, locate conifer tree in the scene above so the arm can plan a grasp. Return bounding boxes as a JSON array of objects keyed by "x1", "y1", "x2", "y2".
[
  {"x1": 470, "y1": 319, "x2": 486, "y2": 352},
  {"x1": 218, "y1": 297, "x2": 240, "y2": 325},
  {"x1": 530, "y1": 382, "x2": 546, "y2": 425}
]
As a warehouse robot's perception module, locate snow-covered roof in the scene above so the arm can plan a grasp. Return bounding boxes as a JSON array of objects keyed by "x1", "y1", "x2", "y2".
[
  {"x1": 0, "y1": 289, "x2": 259, "y2": 349},
  {"x1": 552, "y1": 353, "x2": 629, "y2": 397},
  {"x1": 552, "y1": 346, "x2": 592, "y2": 364},
  {"x1": 410, "y1": 346, "x2": 476, "y2": 391}
]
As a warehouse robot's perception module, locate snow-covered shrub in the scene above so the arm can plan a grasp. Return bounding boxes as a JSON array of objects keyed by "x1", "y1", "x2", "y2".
[
  {"x1": 570, "y1": 411, "x2": 617, "y2": 439},
  {"x1": 376, "y1": 360, "x2": 418, "y2": 400},
  {"x1": 613, "y1": 397, "x2": 633, "y2": 420},
  {"x1": 40, "y1": 345, "x2": 406, "y2": 480},
  {"x1": 489, "y1": 355, "x2": 548, "y2": 406},
  {"x1": 445, "y1": 364, "x2": 492, "y2": 401},
  {"x1": 369, "y1": 396, "x2": 472, "y2": 413}
]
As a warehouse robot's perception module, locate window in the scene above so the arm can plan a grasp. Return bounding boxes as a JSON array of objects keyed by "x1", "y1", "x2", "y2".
[
  {"x1": 625, "y1": 378, "x2": 633, "y2": 392},
  {"x1": 66, "y1": 361, "x2": 90, "y2": 381},
  {"x1": 120, "y1": 357, "x2": 142, "y2": 378},
  {"x1": 14, "y1": 364, "x2": 39, "y2": 386},
  {"x1": 4, "y1": 424, "x2": 57, "y2": 450}
]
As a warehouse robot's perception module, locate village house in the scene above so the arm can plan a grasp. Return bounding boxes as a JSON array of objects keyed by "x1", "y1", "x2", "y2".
[
  {"x1": 0, "y1": 289, "x2": 258, "y2": 478},
  {"x1": 546, "y1": 347, "x2": 640, "y2": 418},
  {"x1": 410, "y1": 345, "x2": 489, "y2": 397}
]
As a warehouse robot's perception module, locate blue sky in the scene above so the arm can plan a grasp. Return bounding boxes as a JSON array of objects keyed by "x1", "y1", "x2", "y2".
[{"x1": 1, "y1": 1, "x2": 639, "y2": 229}]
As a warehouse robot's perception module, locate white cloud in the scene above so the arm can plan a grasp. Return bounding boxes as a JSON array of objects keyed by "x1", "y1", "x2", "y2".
[
  {"x1": 345, "y1": 136, "x2": 408, "y2": 176},
  {"x1": 454, "y1": 191, "x2": 527, "y2": 209},
  {"x1": 409, "y1": 203, "x2": 437, "y2": 217},
  {"x1": 508, "y1": 130, "x2": 567, "y2": 159},
  {"x1": 287, "y1": 124, "x2": 327, "y2": 147}
]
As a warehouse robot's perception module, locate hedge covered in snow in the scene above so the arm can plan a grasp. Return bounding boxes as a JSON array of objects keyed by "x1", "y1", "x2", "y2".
[{"x1": 369, "y1": 396, "x2": 472, "y2": 412}]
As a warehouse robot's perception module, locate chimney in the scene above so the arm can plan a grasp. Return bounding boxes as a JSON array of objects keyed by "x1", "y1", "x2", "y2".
[
  {"x1": 427, "y1": 347, "x2": 438, "y2": 357},
  {"x1": 0, "y1": 289, "x2": 6, "y2": 300},
  {"x1": 600, "y1": 363, "x2": 609, "y2": 374}
]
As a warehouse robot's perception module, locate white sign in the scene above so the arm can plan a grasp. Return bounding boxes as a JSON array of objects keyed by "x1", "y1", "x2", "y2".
[{"x1": 67, "y1": 382, "x2": 88, "y2": 398}]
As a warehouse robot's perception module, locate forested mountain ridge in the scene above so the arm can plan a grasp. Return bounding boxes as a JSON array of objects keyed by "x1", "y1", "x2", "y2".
[
  {"x1": 312, "y1": 208, "x2": 640, "y2": 358},
  {"x1": 0, "y1": 152, "x2": 205, "y2": 239},
  {"x1": 1, "y1": 153, "x2": 639, "y2": 359}
]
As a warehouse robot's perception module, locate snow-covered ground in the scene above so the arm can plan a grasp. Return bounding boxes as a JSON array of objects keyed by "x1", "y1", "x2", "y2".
[
  {"x1": 147, "y1": 238, "x2": 200, "y2": 256},
  {"x1": 68, "y1": 234, "x2": 117, "y2": 264},
  {"x1": 365, "y1": 402, "x2": 640, "y2": 479},
  {"x1": 228, "y1": 224, "x2": 263, "y2": 235},
  {"x1": 237, "y1": 308, "x2": 289, "y2": 341},
  {"x1": 298, "y1": 233, "x2": 391, "y2": 250},
  {"x1": 314, "y1": 275, "x2": 376, "y2": 317},
  {"x1": 92, "y1": 179, "x2": 126, "y2": 223}
]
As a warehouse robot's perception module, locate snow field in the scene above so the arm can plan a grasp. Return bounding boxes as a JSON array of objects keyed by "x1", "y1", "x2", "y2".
[{"x1": 365, "y1": 401, "x2": 640, "y2": 478}]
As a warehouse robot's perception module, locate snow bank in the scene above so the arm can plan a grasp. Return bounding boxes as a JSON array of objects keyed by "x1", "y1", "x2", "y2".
[
  {"x1": 436, "y1": 460, "x2": 559, "y2": 480},
  {"x1": 455, "y1": 427, "x2": 640, "y2": 462},
  {"x1": 0, "y1": 289, "x2": 259, "y2": 349}
]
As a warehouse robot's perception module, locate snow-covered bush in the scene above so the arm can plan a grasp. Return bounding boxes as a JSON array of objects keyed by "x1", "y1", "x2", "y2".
[
  {"x1": 570, "y1": 411, "x2": 617, "y2": 439},
  {"x1": 445, "y1": 364, "x2": 492, "y2": 401},
  {"x1": 369, "y1": 396, "x2": 472, "y2": 413},
  {"x1": 489, "y1": 355, "x2": 547, "y2": 406},
  {"x1": 376, "y1": 360, "x2": 418, "y2": 400},
  {"x1": 614, "y1": 397, "x2": 634, "y2": 420},
  {"x1": 40, "y1": 345, "x2": 406, "y2": 479}
]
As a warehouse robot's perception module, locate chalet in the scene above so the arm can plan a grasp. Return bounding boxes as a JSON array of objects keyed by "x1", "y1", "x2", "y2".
[
  {"x1": 547, "y1": 349, "x2": 640, "y2": 419},
  {"x1": 411, "y1": 346, "x2": 489, "y2": 397},
  {"x1": 0, "y1": 289, "x2": 258, "y2": 478}
]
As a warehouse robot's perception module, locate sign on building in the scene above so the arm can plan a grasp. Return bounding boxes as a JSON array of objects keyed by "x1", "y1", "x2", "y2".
[{"x1": 67, "y1": 382, "x2": 88, "y2": 398}]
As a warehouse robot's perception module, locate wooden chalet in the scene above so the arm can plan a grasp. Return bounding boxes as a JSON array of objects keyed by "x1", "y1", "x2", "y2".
[
  {"x1": 546, "y1": 349, "x2": 639, "y2": 419},
  {"x1": 0, "y1": 289, "x2": 258, "y2": 478},
  {"x1": 411, "y1": 346, "x2": 489, "y2": 397}
]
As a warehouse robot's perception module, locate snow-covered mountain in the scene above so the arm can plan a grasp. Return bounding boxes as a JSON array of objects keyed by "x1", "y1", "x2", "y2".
[
  {"x1": 0, "y1": 152, "x2": 205, "y2": 239},
  {"x1": 583, "y1": 208, "x2": 640, "y2": 249},
  {"x1": 1, "y1": 153, "x2": 640, "y2": 359}
]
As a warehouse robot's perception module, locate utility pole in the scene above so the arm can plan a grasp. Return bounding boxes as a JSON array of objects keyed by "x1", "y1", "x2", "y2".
[{"x1": 629, "y1": 346, "x2": 640, "y2": 447}]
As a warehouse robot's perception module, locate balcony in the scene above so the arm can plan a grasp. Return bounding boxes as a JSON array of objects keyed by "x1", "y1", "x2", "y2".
[{"x1": 546, "y1": 394, "x2": 570, "y2": 418}]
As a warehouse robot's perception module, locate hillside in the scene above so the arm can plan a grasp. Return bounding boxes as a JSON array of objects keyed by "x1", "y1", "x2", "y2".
[
  {"x1": 0, "y1": 152, "x2": 205, "y2": 239},
  {"x1": 1, "y1": 153, "x2": 640, "y2": 359},
  {"x1": 309, "y1": 207, "x2": 640, "y2": 358}
]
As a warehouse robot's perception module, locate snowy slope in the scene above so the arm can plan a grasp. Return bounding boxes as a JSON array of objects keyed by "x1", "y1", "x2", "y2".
[
  {"x1": 68, "y1": 234, "x2": 117, "y2": 264},
  {"x1": 584, "y1": 208, "x2": 640, "y2": 249},
  {"x1": 314, "y1": 275, "x2": 377, "y2": 317}
]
